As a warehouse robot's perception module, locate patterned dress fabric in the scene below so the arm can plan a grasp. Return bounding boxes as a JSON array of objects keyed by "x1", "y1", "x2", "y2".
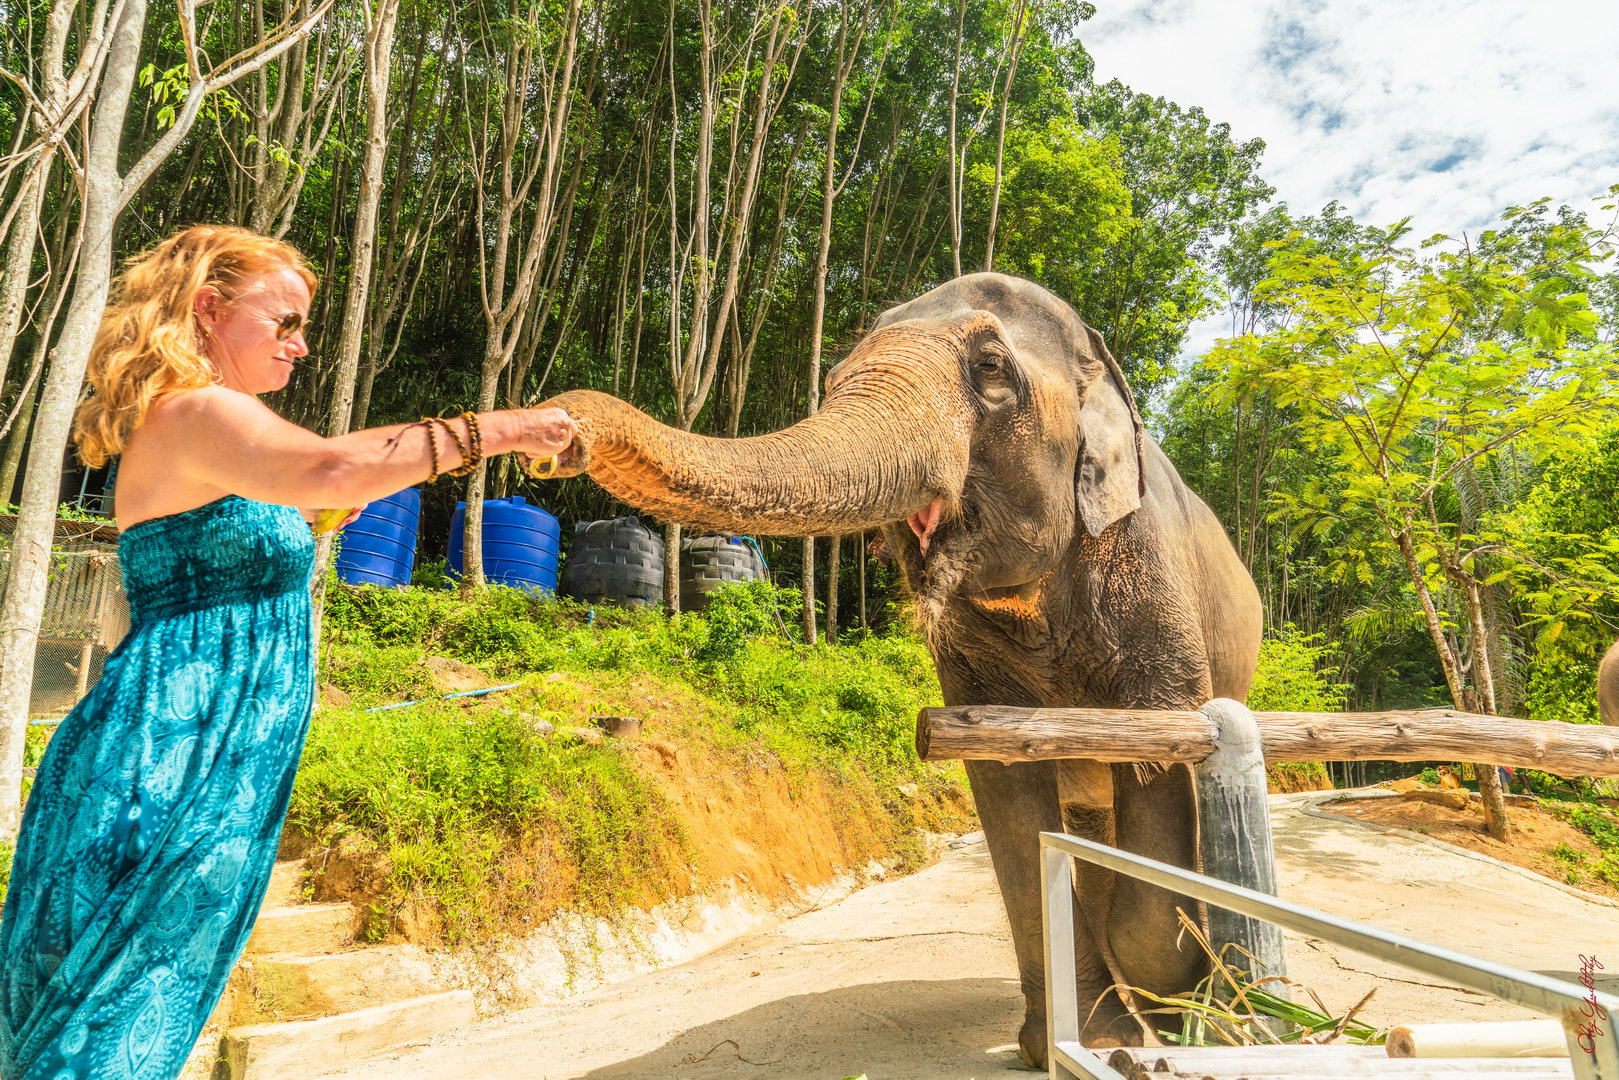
[{"x1": 0, "y1": 496, "x2": 315, "y2": 1080}]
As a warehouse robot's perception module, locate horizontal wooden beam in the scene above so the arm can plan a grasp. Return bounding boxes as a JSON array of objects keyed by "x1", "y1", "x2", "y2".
[{"x1": 916, "y1": 704, "x2": 1619, "y2": 777}]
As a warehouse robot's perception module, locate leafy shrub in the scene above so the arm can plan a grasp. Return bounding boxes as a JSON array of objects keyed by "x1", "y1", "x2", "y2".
[
  {"x1": 1248, "y1": 626, "x2": 1347, "y2": 790},
  {"x1": 1552, "y1": 803, "x2": 1619, "y2": 888},
  {"x1": 306, "y1": 578, "x2": 963, "y2": 945},
  {"x1": 694, "y1": 579, "x2": 794, "y2": 662},
  {"x1": 1248, "y1": 626, "x2": 1350, "y2": 712},
  {"x1": 291, "y1": 703, "x2": 690, "y2": 942},
  {"x1": 411, "y1": 558, "x2": 453, "y2": 591}
]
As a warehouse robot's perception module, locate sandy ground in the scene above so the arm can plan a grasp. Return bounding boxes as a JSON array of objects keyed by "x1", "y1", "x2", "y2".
[{"x1": 317, "y1": 791, "x2": 1619, "y2": 1080}]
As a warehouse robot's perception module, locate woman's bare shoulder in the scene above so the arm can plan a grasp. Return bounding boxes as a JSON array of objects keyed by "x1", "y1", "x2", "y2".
[
  {"x1": 136, "y1": 386, "x2": 295, "y2": 454},
  {"x1": 145, "y1": 385, "x2": 267, "y2": 425}
]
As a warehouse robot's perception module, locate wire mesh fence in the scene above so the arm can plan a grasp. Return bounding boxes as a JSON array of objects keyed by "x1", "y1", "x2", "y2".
[{"x1": 0, "y1": 516, "x2": 129, "y2": 718}]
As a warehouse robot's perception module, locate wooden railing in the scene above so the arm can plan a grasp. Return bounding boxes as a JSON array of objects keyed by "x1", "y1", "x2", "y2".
[
  {"x1": 918, "y1": 697, "x2": 1619, "y2": 1079},
  {"x1": 917, "y1": 704, "x2": 1619, "y2": 776}
]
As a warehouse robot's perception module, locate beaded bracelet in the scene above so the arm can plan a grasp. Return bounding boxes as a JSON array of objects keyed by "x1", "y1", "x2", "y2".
[
  {"x1": 436, "y1": 412, "x2": 485, "y2": 478},
  {"x1": 417, "y1": 418, "x2": 442, "y2": 482}
]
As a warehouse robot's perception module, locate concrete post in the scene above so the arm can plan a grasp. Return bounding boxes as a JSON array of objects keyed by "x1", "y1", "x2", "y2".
[{"x1": 1194, "y1": 698, "x2": 1289, "y2": 996}]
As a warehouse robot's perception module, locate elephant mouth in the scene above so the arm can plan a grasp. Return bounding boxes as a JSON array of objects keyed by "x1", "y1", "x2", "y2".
[{"x1": 908, "y1": 497, "x2": 946, "y2": 555}]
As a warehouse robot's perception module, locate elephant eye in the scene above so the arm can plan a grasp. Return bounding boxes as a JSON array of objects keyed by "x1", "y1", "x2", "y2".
[{"x1": 975, "y1": 345, "x2": 1009, "y2": 375}]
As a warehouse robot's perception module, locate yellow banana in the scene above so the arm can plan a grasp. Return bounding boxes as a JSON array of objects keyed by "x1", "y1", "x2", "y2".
[{"x1": 312, "y1": 507, "x2": 353, "y2": 534}]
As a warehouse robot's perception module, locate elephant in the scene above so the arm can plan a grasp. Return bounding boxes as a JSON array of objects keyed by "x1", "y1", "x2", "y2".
[
  {"x1": 539, "y1": 273, "x2": 1262, "y2": 1064},
  {"x1": 1601, "y1": 639, "x2": 1619, "y2": 726}
]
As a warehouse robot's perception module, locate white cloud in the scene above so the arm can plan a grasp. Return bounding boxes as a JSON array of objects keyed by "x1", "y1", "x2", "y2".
[{"x1": 1079, "y1": 0, "x2": 1619, "y2": 359}]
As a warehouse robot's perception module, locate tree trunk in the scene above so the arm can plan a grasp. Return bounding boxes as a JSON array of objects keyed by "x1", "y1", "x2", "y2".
[
  {"x1": 0, "y1": 0, "x2": 149, "y2": 837},
  {"x1": 801, "y1": 537, "x2": 816, "y2": 643},
  {"x1": 0, "y1": 373, "x2": 40, "y2": 504},
  {"x1": 459, "y1": 362, "x2": 504, "y2": 589},
  {"x1": 825, "y1": 534, "x2": 840, "y2": 642},
  {"x1": 664, "y1": 521, "x2": 681, "y2": 611},
  {"x1": 0, "y1": 155, "x2": 52, "y2": 390},
  {"x1": 309, "y1": 0, "x2": 402, "y2": 647},
  {"x1": 857, "y1": 530, "x2": 867, "y2": 629}
]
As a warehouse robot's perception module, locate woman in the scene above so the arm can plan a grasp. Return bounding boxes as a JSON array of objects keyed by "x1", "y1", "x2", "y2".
[{"x1": 0, "y1": 224, "x2": 576, "y2": 1080}]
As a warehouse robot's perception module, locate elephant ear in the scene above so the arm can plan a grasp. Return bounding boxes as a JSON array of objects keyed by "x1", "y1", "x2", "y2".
[{"x1": 1075, "y1": 323, "x2": 1147, "y2": 538}]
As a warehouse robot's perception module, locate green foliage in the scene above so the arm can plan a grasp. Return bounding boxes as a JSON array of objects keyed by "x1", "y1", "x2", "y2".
[
  {"x1": 1551, "y1": 803, "x2": 1619, "y2": 888},
  {"x1": 1067, "y1": 81, "x2": 1274, "y2": 396},
  {"x1": 1197, "y1": 192, "x2": 1619, "y2": 715},
  {"x1": 1497, "y1": 421, "x2": 1619, "y2": 723},
  {"x1": 1247, "y1": 626, "x2": 1350, "y2": 713},
  {"x1": 692, "y1": 579, "x2": 793, "y2": 663},
  {"x1": 410, "y1": 558, "x2": 454, "y2": 592},
  {"x1": 291, "y1": 702, "x2": 689, "y2": 943},
  {"x1": 308, "y1": 580, "x2": 956, "y2": 944},
  {"x1": 1248, "y1": 627, "x2": 1345, "y2": 791}
]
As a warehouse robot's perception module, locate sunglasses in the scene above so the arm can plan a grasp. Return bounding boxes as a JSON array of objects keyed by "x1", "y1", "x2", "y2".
[
  {"x1": 264, "y1": 310, "x2": 312, "y2": 342},
  {"x1": 216, "y1": 291, "x2": 312, "y2": 342}
]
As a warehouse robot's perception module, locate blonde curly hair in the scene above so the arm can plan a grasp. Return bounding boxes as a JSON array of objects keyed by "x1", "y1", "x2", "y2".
[{"x1": 73, "y1": 224, "x2": 317, "y2": 468}]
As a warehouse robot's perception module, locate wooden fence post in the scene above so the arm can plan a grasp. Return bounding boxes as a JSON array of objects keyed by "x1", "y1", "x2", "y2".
[{"x1": 1194, "y1": 698, "x2": 1289, "y2": 998}]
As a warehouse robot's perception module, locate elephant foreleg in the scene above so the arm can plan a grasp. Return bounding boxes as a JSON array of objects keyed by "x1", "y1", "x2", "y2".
[
  {"x1": 1107, "y1": 762, "x2": 1205, "y2": 1000},
  {"x1": 965, "y1": 759, "x2": 1128, "y2": 1068}
]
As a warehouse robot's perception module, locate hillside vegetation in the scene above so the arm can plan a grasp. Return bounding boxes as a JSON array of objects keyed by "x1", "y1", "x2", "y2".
[{"x1": 295, "y1": 578, "x2": 974, "y2": 946}]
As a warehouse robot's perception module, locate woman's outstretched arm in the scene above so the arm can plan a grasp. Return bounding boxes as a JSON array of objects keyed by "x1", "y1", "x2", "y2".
[{"x1": 128, "y1": 386, "x2": 575, "y2": 511}]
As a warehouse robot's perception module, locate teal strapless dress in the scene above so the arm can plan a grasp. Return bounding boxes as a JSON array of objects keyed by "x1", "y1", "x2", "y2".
[{"x1": 0, "y1": 496, "x2": 315, "y2": 1080}]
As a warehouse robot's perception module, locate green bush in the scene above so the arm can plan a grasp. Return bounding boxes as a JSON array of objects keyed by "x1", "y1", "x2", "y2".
[
  {"x1": 305, "y1": 578, "x2": 959, "y2": 945},
  {"x1": 693, "y1": 579, "x2": 793, "y2": 662},
  {"x1": 1552, "y1": 803, "x2": 1619, "y2": 888},
  {"x1": 1248, "y1": 626, "x2": 1350, "y2": 712},
  {"x1": 292, "y1": 703, "x2": 689, "y2": 943},
  {"x1": 1248, "y1": 626, "x2": 1347, "y2": 790}
]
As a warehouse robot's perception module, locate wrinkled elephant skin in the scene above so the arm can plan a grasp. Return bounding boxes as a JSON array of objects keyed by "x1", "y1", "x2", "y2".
[{"x1": 539, "y1": 273, "x2": 1263, "y2": 1064}]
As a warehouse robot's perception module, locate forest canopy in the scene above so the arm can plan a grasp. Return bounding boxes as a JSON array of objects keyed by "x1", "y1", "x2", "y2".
[{"x1": 0, "y1": 0, "x2": 1615, "y2": 727}]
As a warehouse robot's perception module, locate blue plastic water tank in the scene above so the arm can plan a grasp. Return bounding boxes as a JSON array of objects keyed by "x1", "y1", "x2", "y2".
[
  {"x1": 447, "y1": 496, "x2": 561, "y2": 594},
  {"x1": 334, "y1": 487, "x2": 421, "y2": 587}
]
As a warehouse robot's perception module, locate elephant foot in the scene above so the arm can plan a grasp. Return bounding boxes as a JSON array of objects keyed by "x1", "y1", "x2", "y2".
[
  {"x1": 1017, "y1": 1014, "x2": 1048, "y2": 1069},
  {"x1": 1016, "y1": 989, "x2": 1141, "y2": 1069}
]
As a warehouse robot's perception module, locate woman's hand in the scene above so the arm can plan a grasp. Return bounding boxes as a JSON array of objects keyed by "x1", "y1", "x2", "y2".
[
  {"x1": 516, "y1": 407, "x2": 578, "y2": 458},
  {"x1": 338, "y1": 504, "x2": 366, "y2": 529}
]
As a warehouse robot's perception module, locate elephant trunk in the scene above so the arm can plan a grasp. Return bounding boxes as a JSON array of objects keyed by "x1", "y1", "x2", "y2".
[{"x1": 539, "y1": 328, "x2": 974, "y2": 536}]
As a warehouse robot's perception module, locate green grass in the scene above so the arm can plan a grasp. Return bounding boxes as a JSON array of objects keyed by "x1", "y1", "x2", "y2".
[
  {"x1": 291, "y1": 702, "x2": 692, "y2": 944},
  {"x1": 1549, "y1": 803, "x2": 1619, "y2": 888},
  {"x1": 304, "y1": 577, "x2": 966, "y2": 946},
  {"x1": 1, "y1": 725, "x2": 59, "y2": 907}
]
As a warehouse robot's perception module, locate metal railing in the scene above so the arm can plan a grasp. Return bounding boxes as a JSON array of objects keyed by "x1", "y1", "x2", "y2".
[{"x1": 1041, "y1": 831, "x2": 1619, "y2": 1080}]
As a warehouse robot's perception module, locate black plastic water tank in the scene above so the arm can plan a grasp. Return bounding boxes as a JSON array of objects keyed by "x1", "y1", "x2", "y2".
[
  {"x1": 560, "y1": 517, "x2": 665, "y2": 607},
  {"x1": 679, "y1": 535, "x2": 767, "y2": 611}
]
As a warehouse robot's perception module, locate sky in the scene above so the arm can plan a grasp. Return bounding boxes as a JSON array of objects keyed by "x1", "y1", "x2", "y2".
[{"x1": 1078, "y1": 0, "x2": 1619, "y2": 356}]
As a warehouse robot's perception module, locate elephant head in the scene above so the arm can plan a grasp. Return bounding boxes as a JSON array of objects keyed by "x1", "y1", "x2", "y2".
[
  {"x1": 541, "y1": 274, "x2": 1147, "y2": 633},
  {"x1": 540, "y1": 273, "x2": 1261, "y2": 1064}
]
